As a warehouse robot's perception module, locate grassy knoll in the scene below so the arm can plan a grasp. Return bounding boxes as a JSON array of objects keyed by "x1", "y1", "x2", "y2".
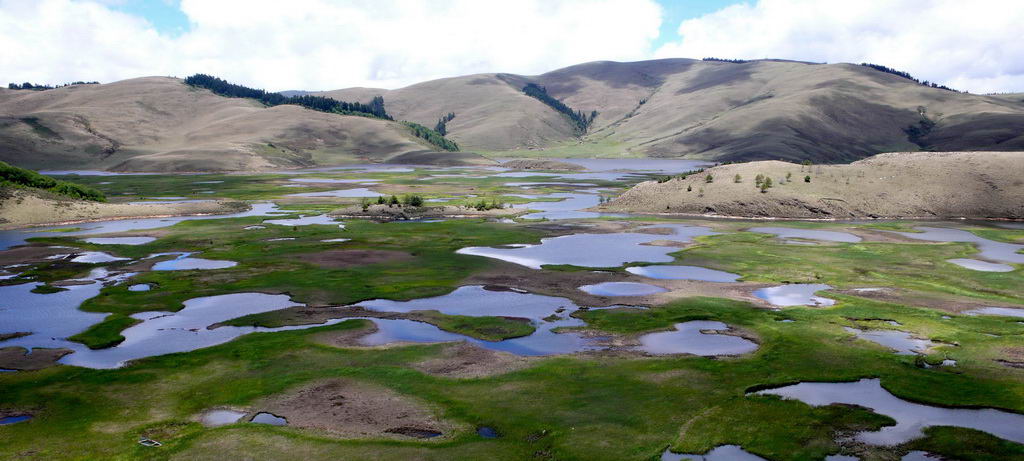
[
  {"x1": 68, "y1": 314, "x2": 141, "y2": 349},
  {"x1": 413, "y1": 311, "x2": 535, "y2": 341},
  {"x1": 220, "y1": 308, "x2": 535, "y2": 342}
]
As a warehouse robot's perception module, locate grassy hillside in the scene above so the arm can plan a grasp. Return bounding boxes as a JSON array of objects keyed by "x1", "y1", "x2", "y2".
[
  {"x1": 0, "y1": 78, "x2": 472, "y2": 172},
  {"x1": 319, "y1": 59, "x2": 1024, "y2": 162},
  {"x1": 600, "y1": 151, "x2": 1024, "y2": 219},
  {"x1": 2, "y1": 60, "x2": 1023, "y2": 171}
]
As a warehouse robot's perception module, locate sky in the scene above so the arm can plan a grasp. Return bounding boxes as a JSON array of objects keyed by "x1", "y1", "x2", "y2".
[{"x1": 1, "y1": 0, "x2": 1022, "y2": 93}]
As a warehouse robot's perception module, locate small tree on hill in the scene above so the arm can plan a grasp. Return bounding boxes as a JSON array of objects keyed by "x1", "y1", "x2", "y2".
[
  {"x1": 705, "y1": 174, "x2": 714, "y2": 184},
  {"x1": 804, "y1": 175, "x2": 811, "y2": 183},
  {"x1": 760, "y1": 177, "x2": 773, "y2": 193},
  {"x1": 734, "y1": 174, "x2": 742, "y2": 183}
]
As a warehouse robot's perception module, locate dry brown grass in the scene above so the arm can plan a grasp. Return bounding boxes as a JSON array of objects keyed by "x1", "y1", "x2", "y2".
[{"x1": 602, "y1": 151, "x2": 1024, "y2": 219}]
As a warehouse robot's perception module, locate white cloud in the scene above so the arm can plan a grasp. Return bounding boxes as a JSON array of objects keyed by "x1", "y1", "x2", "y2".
[
  {"x1": 0, "y1": 0, "x2": 662, "y2": 91},
  {"x1": 654, "y1": 0, "x2": 1024, "y2": 93}
]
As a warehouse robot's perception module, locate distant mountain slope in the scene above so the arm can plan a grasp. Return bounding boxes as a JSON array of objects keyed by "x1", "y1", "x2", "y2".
[
  {"x1": 0, "y1": 77, "x2": 479, "y2": 172},
  {"x1": 318, "y1": 59, "x2": 1024, "y2": 162},
  {"x1": 2, "y1": 59, "x2": 1023, "y2": 172},
  {"x1": 600, "y1": 151, "x2": 1024, "y2": 219}
]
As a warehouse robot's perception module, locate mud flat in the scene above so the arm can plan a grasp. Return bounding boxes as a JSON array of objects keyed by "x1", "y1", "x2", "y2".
[
  {"x1": 0, "y1": 188, "x2": 249, "y2": 230},
  {"x1": 500, "y1": 159, "x2": 586, "y2": 171}
]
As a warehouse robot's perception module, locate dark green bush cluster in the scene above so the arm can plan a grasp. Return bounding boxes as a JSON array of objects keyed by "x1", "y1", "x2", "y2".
[
  {"x1": 0, "y1": 161, "x2": 105, "y2": 201},
  {"x1": 403, "y1": 122, "x2": 460, "y2": 152},
  {"x1": 7, "y1": 81, "x2": 98, "y2": 90},
  {"x1": 184, "y1": 74, "x2": 390, "y2": 119},
  {"x1": 859, "y1": 63, "x2": 959, "y2": 92},
  {"x1": 522, "y1": 83, "x2": 596, "y2": 134},
  {"x1": 674, "y1": 168, "x2": 706, "y2": 181},
  {"x1": 434, "y1": 112, "x2": 456, "y2": 136},
  {"x1": 472, "y1": 198, "x2": 505, "y2": 211},
  {"x1": 702, "y1": 57, "x2": 748, "y2": 63}
]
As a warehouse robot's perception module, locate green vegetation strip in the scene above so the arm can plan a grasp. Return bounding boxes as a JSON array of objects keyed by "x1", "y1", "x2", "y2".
[{"x1": 0, "y1": 160, "x2": 105, "y2": 201}]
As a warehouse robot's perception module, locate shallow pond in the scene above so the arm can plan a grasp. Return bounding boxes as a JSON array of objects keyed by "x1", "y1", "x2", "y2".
[
  {"x1": 626, "y1": 265, "x2": 740, "y2": 282},
  {"x1": 477, "y1": 426, "x2": 500, "y2": 438},
  {"x1": 661, "y1": 445, "x2": 765, "y2": 460},
  {"x1": 579, "y1": 282, "x2": 667, "y2": 296},
  {"x1": 0, "y1": 415, "x2": 33, "y2": 425},
  {"x1": 83, "y1": 236, "x2": 156, "y2": 245},
  {"x1": 71, "y1": 251, "x2": 130, "y2": 264},
  {"x1": 128, "y1": 284, "x2": 151, "y2": 292},
  {"x1": 753, "y1": 378, "x2": 1024, "y2": 445},
  {"x1": 0, "y1": 202, "x2": 282, "y2": 251},
  {"x1": 250, "y1": 412, "x2": 288, "y2": 426},
  {"x1": 517, "y1": 192, "x2": 601, "y2": 220},
  {"x1": 263, "y1": 214, "x2": 346, "y2": 227},
  {"x1": 201, "y1": 409, "x2": 246, "y2": 427},
  {"x1": 457, "y1": 224, "x2": 716, "y2": 269},
  {"x1": 357, "y1": 317, "x2": 599, "y2": 356},
  {"x1": 753, "y1": 284, "x2": 834, "y2": 306},
  {"x1": 359, "y1": 285, "x2": 572, "y2": 321},
  {"x1": 151, "y1": 252, "x2": 237, "y2": 271},
  {"x1": 946, "y1": 258, "x2": 1014, "y2": 272},
  {"x1": 61, "y1": 292, "x2": 305, "y2": 368},
  {"x1": 749, "y1": 227, "x2": 861, "y2": 243},
  {"x1": 636, "y1": 321, "x2": 758, "y2": 356},
  {"x1": 286, "y1": 188, "x2": 383, "y2": 198},
  {"x1": 356, "y1": 286, "x2": 600, "y2": 355},
  {"x1": 964, "y1": 307, "x2": 1024, "y2": 318},
  {"x1": 288, "y1": 178, "x2": 380, "y2": 184},
  {"x1": 497, "y1": 157, "x2": 711, "y2": 174},
  {"x1": 844, "y1": 327, "x2": 937, "y2": 355},
  {"x1": 895, "y1": 226, "x2": 1024, "y2": 264}
]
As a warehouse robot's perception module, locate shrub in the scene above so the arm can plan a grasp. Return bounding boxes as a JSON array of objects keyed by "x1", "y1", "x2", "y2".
[
  {"x1": 402, "y1": 194, "x2": 424, "y2": 207},
  {"x1": 734, "y1": 174, "x2": 742, "y2": 183},
  {"x1": 705, "y1": 174, "x2": 714, "y2": 184},
  {"x1": 0, "y1": 161, "x2": 105, "y2": 201},
  {"x1": 804, "y1": 175, "x2": 811, "y2": 183}
]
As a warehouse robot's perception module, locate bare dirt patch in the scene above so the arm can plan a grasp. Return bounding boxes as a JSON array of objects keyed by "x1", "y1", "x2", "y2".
[
  {"x1": 297, "y1": 249, "x2": 414, "y2": 269},
  {"x1": 0, "y1": 245, "x2": 69, "y2": 265},
  {"x1": 835, "y1": 287, "x2": 1024, "y2": 313},
  {"x1": 500, "y1": 159, "x2": 585, "y2": 171},
  {"x1": 0, "y1": 346, "x2": 72, "y2": 370},
  {"x1": 0, "y1": 188, "x2": 249, "y2": 230},
  {"x1": 411, "y1": 342, "x2": 533, "y2": 378},
  {"x1": 311, "y1": 321, "x2": 379, "y2": 348},
  {"x1": 254, "y1": 378, "x2": 458, "y2": 440},
  {"x1": 998, "y1": 347, "x2": 1024, "y2": 369}
]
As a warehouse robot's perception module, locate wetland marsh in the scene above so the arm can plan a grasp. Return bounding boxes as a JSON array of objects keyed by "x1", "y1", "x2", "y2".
[{"x1": 1, "y1": 160, "x2": 1023, "y2": 460}]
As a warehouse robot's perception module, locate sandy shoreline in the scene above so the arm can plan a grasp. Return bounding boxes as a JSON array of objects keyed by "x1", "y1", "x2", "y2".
[{"x1": 0, "y1": 189, "x2": 249, "y2": 230}]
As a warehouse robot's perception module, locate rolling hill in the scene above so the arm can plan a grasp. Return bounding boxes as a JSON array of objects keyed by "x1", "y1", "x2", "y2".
[
  {"x1": 598, "y1": 151, "x2": 1024, "y2": 219},
  {"x1": 315, "y1": 58, "x2": 1024, "y2": 162},
  {"x1": 0, "y1": 77, "x2": 485, "y2": 172},
  {"x1": 2, "y1": 59, "x2": 1023, "y2": 172}
]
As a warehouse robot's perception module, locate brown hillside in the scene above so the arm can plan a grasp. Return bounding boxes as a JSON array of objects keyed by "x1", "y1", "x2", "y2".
[
  {"x1": 320, "y1": 59, "x2": 1024, "y2": 162},
  {"x1": 599, "y1": 151, "x2": 1024, "y2": 220},
  {"x1": 0, "y1": 77, "x2": 461, "y2": 172}
]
